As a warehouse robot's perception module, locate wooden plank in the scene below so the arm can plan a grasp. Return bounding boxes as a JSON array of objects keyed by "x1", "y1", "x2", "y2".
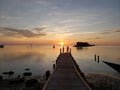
[{"x1": 43, "y1": 53, "x2": 91, "y2": 90}]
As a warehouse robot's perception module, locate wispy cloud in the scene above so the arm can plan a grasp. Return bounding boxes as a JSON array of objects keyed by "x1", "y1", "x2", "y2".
[
  {"x1": 0, "y1": 27, "x2": 46, "y2": 38},
  {"x1": 114, "y1": 29, "x2": 120, "y2": 32},
  {"x1": 0, "y1": 15, "x2": 22, "y2": 20},
  {"x1": 101, "y1": 31, "x2": 111, "y2": 34},
  {"x1": 88, "y1": 37, "x2": 101, "y2": 40},
  {"x1": 101, "y1": 28, "x2": 120, "y2": 34}
]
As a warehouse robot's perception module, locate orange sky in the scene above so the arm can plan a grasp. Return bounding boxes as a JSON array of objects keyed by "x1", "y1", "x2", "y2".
[{"x1": 0, "y1": 29, "x2": 120, "y2": 46}]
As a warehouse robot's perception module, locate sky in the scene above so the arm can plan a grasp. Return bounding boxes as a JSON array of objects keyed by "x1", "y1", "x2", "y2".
[{"x1": 0, "y1": 0, "x2": 120, "y2": 45}]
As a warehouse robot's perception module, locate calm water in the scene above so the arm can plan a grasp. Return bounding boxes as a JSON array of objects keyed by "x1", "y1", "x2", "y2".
[{"x1": 0, "y1": 45, "x2": 120, "y2": 78}]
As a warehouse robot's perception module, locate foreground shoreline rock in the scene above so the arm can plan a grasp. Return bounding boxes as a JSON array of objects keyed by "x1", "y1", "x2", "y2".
[
  {"x1": 0, "y1": 73, "x2": 120, "y2": 90},
  {"x1": 86, "y1": 73, "x2": 120, "y2": 90}
]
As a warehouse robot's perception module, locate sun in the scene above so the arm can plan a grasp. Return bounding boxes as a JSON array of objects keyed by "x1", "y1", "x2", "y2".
[{"x1": 60, "y1": 42, "x2": 64, "y2": 46}]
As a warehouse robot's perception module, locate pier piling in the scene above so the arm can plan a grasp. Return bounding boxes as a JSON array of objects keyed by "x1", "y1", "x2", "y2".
[
  {"x1": 97, "y1": 56, "x2": 99, "y2": 63},
  {"x1": 95, "y1": 54, "x2": 96, "y2": 61}
]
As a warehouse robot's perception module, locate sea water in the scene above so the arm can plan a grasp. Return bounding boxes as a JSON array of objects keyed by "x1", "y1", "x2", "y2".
[{"x1": 0, "y1": 45, "x2": 120, "y2": 78}]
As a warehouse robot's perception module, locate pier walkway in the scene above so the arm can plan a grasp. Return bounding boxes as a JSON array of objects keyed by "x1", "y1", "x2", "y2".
[{"x1": 43, "y1": 53, "x2": 91, "y2": 90}]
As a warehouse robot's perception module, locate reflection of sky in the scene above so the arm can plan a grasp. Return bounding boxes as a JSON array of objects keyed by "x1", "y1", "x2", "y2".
[
  {"x1": 0, "y1": 45, "x2": 60, "y2": 77},
  {"x1": 72, "y1": 46, "x2": 120, "y2": 78},
  {"x1": 0, "y1": 45, "x2": 120, "y2": 78},
  {"x1": 0, "y1": 0, "x2": 120, "y2": 45}
]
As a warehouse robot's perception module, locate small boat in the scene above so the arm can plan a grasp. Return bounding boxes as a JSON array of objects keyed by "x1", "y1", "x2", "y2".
[
  {"x1": 53, "y1": 45, "x2": 55, "y2": 48},
  {"x1": 0, "y1": 44, "x2": 4, "y2": 48}
]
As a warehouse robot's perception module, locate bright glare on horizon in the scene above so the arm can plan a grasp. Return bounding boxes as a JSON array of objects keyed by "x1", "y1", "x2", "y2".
[{"x1": 60, "y1": 42, "x2": 64, "y2": 46}]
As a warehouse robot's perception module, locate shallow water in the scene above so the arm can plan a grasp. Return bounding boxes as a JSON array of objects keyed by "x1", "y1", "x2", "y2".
[{"x1": 0, "y1": 45, "x2": 120, "y2": 78}]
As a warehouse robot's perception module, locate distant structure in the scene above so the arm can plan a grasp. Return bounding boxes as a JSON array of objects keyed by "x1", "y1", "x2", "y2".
[
  {"x1": 0, "y1": 44, "x2": 4, "y2": 48},
  {"x1": 74, "y1": 42, "x2": 95, "y2": 47},
  {"x1": 53, "y1": 45, "x2": 55, "y2": 48}
]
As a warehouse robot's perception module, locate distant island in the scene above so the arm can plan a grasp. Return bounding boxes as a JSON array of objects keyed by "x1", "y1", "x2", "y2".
[
  {"x1": 0, "y1": 44, "x2": 4, "y2": 48},
  {"x1": 74, "y1": 42, "x2": 95, "y2": 47}
]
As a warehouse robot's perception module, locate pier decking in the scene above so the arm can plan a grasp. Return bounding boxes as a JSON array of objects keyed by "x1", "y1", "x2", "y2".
[{"x1": 43, "y1": 53, "x2": 91, "y2": 90}]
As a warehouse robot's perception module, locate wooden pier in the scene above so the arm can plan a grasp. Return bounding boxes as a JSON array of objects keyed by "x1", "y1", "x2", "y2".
[{"x1": 43, "y1": 52, "x2": 91, "y2": 90}]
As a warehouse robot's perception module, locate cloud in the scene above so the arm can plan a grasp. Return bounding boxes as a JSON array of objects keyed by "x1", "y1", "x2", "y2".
[
  {"x1": 32, "y1": 27, "x2": 47, "y2": 33},
  {"x1": 0, "y1": 27, "x2": 46, "y2": 38},
  {"x1": 0, "y1": 15, "x2": 21, "y2": 20},
  {"x1": 93, "y1": 37, "x2": 101, "y2": 39},
  {"x1": 101, "y1": 28, "x2": 120, "y2": 34},
  {"x1": 114, "y1": 29, "x2": 120, "y2": 32},
  {"x1": 87, "y1": 37, "x2": 101, "y2": 40},
  {"x1": 101, "y1": 31, "x2": 111, "y2": 34}
]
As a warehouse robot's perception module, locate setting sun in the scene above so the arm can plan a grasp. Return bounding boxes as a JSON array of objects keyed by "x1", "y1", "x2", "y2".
[{"x1": 60, "y1": 42, "x2": 64, "y2": 46}]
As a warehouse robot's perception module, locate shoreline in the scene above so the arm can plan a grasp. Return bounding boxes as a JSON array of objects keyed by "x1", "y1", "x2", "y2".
[
  {"x1": 85, "y1": 73, "x2": 120, "y2": 90},
  {"x1": 0, "y1": 73, "x2": 120, "y2": 90}
]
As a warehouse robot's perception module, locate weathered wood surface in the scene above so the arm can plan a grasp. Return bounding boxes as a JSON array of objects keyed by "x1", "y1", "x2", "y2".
[{"x1": 43, "y1": 53, "x2": 91, "y2": 90}]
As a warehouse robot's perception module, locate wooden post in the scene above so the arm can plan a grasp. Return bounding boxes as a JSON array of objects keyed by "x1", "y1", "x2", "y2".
[
  {"x1": 70, "y1": 48, "x2": 71, "y2": 53},
  {"x1": 53, "y1": 64, "x2": 55, "y2": 70},
  {"x1": 97, "y1": 56, "x2": 99, "y2": 63},
  {"x1": 63, "y1": 47, "x2": 64, "y2": 53},
  {"x1": 46, "y1": 70, "x2": 50, "y2": 80},
  {"x1": 67, "y1": 46, "x2": 69, "y2": 53},
  {"x1": 60, "y1": 48, "x2": 61, "y2": 54},
  {"x1": 95, "y1": 54, "x2": 96, "y2": 61}
]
